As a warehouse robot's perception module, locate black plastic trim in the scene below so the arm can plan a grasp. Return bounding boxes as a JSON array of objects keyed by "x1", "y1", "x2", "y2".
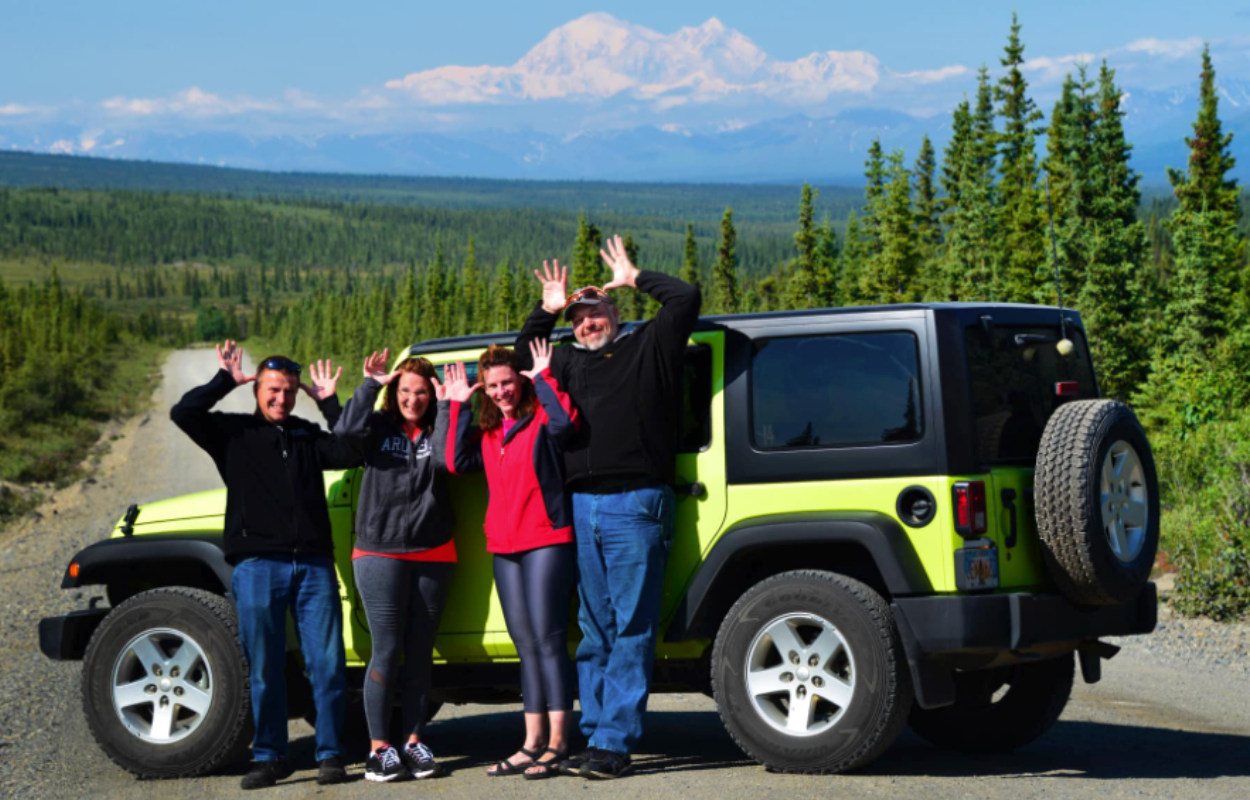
[
  {"x1": 664, "y1": 512, "x2": 933, "y2": 642},
  {"x1": 892, "y1": 582, "x2": 1157, "y2": 655},
  {"x1": 61, "y1": 534, "x2": 232, "y2": 592},
  {"x1": 39, "y1": 608, "x2": 109, "y2": 661}
]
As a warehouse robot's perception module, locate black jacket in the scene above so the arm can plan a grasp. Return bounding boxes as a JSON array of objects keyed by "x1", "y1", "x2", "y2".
[
  {"x1": 333, "y1": 380, "x2": 455, "y2": 554},
  {"x1": 516, "y1": 270, "x2": 701, "y2": 489},
  {"x1": 170, "y1": 369, "x2": 360, "y2": 562}
]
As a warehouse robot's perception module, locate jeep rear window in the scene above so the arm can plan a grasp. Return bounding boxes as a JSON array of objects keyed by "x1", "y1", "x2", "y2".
[
  {"x1": 965, "y1": 325, "x2": 1097, "y2": 464},
  {"x1": 751, "y1": 332, "x2": 923, "y2": 450}
]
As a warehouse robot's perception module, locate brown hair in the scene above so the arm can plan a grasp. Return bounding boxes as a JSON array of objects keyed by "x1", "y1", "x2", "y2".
[
  {"x1": 382, "y1": 357, "x2": 439, "y2": 432},
  {"x1": 476, "y1": 345, "x2": 538, "y2": 432}
]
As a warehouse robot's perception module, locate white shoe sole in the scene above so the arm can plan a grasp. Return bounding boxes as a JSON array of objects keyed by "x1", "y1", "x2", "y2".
[{"x1": 364, "y1": 771, "x2": 404, "y2": 783}]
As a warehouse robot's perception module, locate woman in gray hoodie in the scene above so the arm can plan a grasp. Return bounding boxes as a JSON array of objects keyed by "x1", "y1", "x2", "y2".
[{"x1": 334, "y1": 348, "x2": 455, "y2": 783}]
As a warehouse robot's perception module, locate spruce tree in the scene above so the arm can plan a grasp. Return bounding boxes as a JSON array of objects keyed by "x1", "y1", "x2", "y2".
[
  {"x1": 1041, "y1": 65, "x2": 1097, "y2": 305},
  {"x1": 839, "y1": 211, "x2": 868, "y2": 305},
  {"x1": 788, "y1": 183, "x2": 820, "y2": 309},
  {"x1": 994, "y1": 13, "x2": 1046, "y2": 303},
  {"x1": 1078, "y1": 62, "x2": 1151, "y2": 398},
  {"x1": 570, "y1": 215, "x2": 603, "y2": 290},
  {"x1": 815, "y1": 219, "x2": 840, "y2": 307},
  {"x1": 681, "y1": 223, "x2": 702, "y2": 291},
  {"x1": 420, "y1": 237, "x2": 446, "y2": 339},
  {"x1": 912, "y1": 135, "x2": 941, "y2": 297},
  {"x1": 940, "y1": 100, "x2": 972, "y2": 213},
  {"x1": 711, "y1": 208, "x2": 740, "y2": 314},
  {"x1": 861, "y1": 151, "x2": 920, "y2": 304},
  {"x1": 862, "y1": 140, "x2": 888, "y2": 255}
]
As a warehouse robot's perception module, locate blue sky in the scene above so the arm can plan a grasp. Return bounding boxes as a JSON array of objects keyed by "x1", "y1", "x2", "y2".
[{"x1": 3, "y1": 0, "x2": 1248, "y2": 105}]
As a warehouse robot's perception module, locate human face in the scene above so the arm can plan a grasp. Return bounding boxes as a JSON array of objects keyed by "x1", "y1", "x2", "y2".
[
  {"x1": 255, "y1": 370, "x2": 299, "y2": 424},
  {"x1": 569, "y1": 303, "x2": 619, "y2": 351},
  {"x1": 483, "y1": 365, "x2": 522, "y2": 419},
  {"x1": 396, "y1": 372, "x2": 433, "y2": 426}
]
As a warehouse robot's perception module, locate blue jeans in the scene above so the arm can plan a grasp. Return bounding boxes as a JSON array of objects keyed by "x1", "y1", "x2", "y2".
[
  {"x1": 573, "y1": 485, "x2": 675, "y2": 754},
  {"x1": 232, "y1": 553, "x2": 346, "y2": 763}
]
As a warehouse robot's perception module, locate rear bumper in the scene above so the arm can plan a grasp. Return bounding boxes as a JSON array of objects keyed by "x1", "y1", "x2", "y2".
[
  {"x1": 39, "y1": 608, "x2": 109, "y2": 661},
  {"x1": 892, "y1": 583, "x2": 1157, "y2": 708}
]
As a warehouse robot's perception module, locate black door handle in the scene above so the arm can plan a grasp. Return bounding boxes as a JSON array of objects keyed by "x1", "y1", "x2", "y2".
[{"x1": 1001, "y1": 488, "x2": 1018, "y2": 549}]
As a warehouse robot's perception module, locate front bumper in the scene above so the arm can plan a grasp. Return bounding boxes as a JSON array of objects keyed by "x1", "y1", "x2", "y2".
[
  {"x1": 892, "y1": 583, "x2": 1157, "y2": 707},
  {"x1": 39, "y1": 608, "x2": 109, "y2": 661}
]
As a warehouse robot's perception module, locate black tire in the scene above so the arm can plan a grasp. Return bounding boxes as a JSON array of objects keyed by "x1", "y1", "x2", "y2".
[
  {"x1": 907, "y1": 655, "x2": 1074, "y2": 753},
  {"x1": 1034, "y1": 399, "x2": 1160, "y2": 606},
  {"x1": 711, "y1": 570, "x2": 913, "y2": 774},
  {"x1": 81, "y1": 587, "x2": 251, "y2": 778}
]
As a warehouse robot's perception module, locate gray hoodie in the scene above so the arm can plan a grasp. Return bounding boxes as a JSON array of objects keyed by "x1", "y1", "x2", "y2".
[{"x1": 334, "y1": 378, "x2": 455, "y2": 554}]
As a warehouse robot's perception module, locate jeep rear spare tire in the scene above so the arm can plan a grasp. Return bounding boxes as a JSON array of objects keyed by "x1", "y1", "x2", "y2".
[
  {"x1": 1034, "y1": 399, "x2": 1160, "y2": 606},
  {"x1": 711, "y1": 570, "x2": 913, "y2": 774},
  {"x1": 81, "y1": 587, "x2": 251, "y2": 778}
]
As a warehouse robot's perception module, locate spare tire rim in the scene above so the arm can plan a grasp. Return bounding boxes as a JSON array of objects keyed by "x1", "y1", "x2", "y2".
[
  {"x1": 1101, "y1": 440, "x2": 1149, "y2": 563},
  {"x1": 743, "y1": 613, "x2": 856, "y2": 737},
  {"x1": 111, "y1": 628, "x2": 214, "y2": 744}
]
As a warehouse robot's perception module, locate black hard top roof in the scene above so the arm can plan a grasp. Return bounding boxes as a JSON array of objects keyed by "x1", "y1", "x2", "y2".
[{"x1": 403, "y1": 302, "x2": 1083, "y2": 358}]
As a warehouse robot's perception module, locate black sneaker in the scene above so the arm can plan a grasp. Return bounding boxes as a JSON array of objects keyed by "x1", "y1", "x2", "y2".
[
  {"x1": 317, "y1": 756, "x2": 349, "y2": 785},
  {"x1": 240, "y1": 760, "x2": 294, "y2": 790},
  {"x1": 364, "y1": 746, "x2": 407, "y2": 783},
  {"x1": 402, "y1": 741, "x2": 446, "y2": 779},
  {"x1": 578, "y1": 749, "x2": 633, "y2": 780},
  {"x1": 557, "y1": 747, "x2": 599, "y2": 776}
]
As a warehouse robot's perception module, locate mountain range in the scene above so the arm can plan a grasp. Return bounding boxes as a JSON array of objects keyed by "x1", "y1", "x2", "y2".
[{"x1": 1, "y1": 14, "x2": 1243, "y2": 184}]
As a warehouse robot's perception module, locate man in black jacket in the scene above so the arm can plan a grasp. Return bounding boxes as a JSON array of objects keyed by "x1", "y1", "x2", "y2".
[
  {"x1": 517, "y1": 235, "x2": 701, "y2": 779},
  {"x1": 171, "y1": 341, "x2": 359, "y2": 790}
]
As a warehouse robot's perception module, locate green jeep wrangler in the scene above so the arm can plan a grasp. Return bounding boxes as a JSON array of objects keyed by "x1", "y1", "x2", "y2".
[{"x1": 41, "y1": 302, "x2": 1159, "y2": 777}]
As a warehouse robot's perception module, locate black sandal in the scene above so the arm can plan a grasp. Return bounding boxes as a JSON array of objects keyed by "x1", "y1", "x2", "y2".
[
  {"x1": 487, "y1": 746, "x2": 542, "y2": 777},
  {"x1": 523, "y1": 748, "x2": 568, "y2": 781}
]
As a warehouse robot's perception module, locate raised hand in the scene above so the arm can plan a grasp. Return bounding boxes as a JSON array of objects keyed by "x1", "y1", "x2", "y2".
[
  {"x1": 534, "y1": 259, "x2": 569, "y2": 315},
  {"x1": 301, "y1": 359, "x2": 343, "y2": 401},
  {"x1": 600, "y1": 234, "x2": 640, "y2": 291},
  {"x1": 363, "y1": 349, "x2": 401, "y2": 385},
  {"x1": 215, "y1": 340, "x2": 256, "y2": 386},
  {"x1": 442, "y1": 362, "x2": 481, "y2": 404},
  {"x1": 520, "y1": 339, "x2": 553, "y2": 379}
]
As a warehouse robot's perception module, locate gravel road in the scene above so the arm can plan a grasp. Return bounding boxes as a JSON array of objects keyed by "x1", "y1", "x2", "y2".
[{"x1": 2, "y1": 349, "x2": 1249, "y2": 799}]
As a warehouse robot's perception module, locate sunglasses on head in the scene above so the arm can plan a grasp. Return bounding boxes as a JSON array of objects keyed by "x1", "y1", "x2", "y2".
[
  {"x1": 260, "y1": 358, "x2": 302, "y2": 374},
  {"x1": 565, "y1": 286, "x2": 609, "y2": 305}
]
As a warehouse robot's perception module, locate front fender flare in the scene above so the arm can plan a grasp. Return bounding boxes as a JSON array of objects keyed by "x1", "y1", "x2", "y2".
[{"x1": 61, "y1": 534, "x2": 232, "y2": 594}]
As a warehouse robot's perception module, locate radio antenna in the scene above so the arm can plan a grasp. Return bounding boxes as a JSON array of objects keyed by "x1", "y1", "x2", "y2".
[{"x1": 1043, "y1": 172, "x2": 1074, "y2": 356}]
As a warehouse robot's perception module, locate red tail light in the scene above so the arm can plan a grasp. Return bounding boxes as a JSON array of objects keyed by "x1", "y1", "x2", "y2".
[
  {"x1": 952, "y1": 481, "x2": 988, "y2": 538},
  {"x1": 1055, "y1": 381, "x2": 1080, "y2": 397}
]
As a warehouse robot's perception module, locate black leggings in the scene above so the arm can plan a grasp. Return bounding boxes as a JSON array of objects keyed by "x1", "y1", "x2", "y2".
[
  {"x1": 493, "y1": 544, "x2": 576, "y2": 713},
  {"x1": 353, "y1": 556, "x2": 454, "y2": 742}
]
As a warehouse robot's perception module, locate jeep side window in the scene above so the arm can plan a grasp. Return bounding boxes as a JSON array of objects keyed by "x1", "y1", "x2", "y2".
[
  {"x1": 679, "y1": 343, "x2": 713, "y2": 453},
  {"x1": 750, "y1": 332, "x2": 923, "y2": 450}
]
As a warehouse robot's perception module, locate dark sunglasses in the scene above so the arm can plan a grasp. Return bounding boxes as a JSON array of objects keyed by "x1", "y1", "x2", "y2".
[
  {"x1": 260, "y1": 358, "x2": 302, "y2": 374},
  {"x1": 565, "y1": 286, "x2": 609, "y2": 304}
]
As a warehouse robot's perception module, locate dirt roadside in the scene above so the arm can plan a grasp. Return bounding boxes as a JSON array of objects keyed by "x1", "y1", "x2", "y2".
[{"x1": 1, "y1": 349, "x2": 1248, "y2": 800}]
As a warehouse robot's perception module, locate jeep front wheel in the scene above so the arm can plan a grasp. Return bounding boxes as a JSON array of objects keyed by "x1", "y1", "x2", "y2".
[
  {"x1": 81, "y1": 587, "x2": 252, "y2": 778},
  {"x1": 711, "y1": 570, "x2": 913, "y2": 774},
  {"x1": 907, "y1": 654, "x2": 1074, "y2": 752}
]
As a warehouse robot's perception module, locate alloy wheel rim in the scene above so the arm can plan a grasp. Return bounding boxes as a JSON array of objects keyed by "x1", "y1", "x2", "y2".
[
  {"x1": 743, "y1": 613, "x2": 856, "y2": 737},
  {"x1": 1100, "y1": 440, "x2": 1149, "y2": 563},
  {"x1": 111, "y1": 628, "x2": 214, "y2": 744}
]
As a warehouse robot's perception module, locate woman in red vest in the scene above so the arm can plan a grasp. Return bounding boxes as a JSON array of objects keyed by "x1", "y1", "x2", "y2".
[{"x1": 443, "y1": 340, "x2": 579, "y2": 779}]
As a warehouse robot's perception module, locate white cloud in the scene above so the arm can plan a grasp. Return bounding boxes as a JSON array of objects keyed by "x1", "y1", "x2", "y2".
[
  {"x1": 102, "y1": 86, "x2": 277, "y2": 118},
  {"x1": 891, "y1": 64, "x2": 970, "y2": 85},
  {"x1": 0, "y1": 103, "x2": 36, "y2": 116},
  {"x1": 1122, "y1": 37, "x2": 1204, "y2": 59},
  {"x1": 49, "y1": 139, "x2": 75, "y2": 154}
]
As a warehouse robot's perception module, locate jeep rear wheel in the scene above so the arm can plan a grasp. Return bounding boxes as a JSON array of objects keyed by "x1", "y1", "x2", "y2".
[
  {"x1": 907, "y1": 654, "x2": 1074, "y2": 753},
  {"x1": 711, "y1": 570, "x2": 913, "y2": 774},
  {"x1": 82, "y1": 587, "x2": 251, "y2": 778},
  {"x1": 1035, "y1": 400, "x2": 1160, "y2": 606}
]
